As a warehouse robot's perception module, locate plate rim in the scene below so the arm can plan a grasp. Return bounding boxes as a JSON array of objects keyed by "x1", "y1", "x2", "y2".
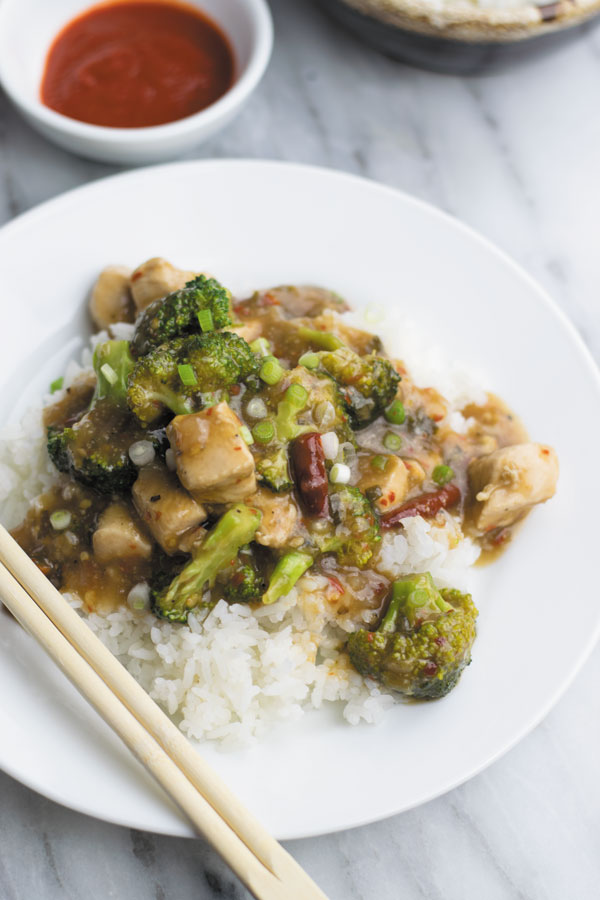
[{"x1": 1, "y1": 157, "x2": 599, "y2": 840}]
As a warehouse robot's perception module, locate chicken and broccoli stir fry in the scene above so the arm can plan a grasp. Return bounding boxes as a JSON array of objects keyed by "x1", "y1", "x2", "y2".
[{"x1": 12, "y1": 258, "x2": 559, "y2": 702}]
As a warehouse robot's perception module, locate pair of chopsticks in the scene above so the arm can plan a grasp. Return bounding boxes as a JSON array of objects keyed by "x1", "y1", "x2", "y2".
[{"x1": 0, "y1": 524, "x2": 329, "y2": 900}]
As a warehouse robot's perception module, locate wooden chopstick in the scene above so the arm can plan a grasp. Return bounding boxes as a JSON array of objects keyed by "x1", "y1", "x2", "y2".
[{"x1": 0, "y1": 525, "x2": 329, "y2": 900}]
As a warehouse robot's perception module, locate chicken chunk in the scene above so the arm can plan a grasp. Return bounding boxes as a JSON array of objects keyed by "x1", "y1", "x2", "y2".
[
  {"x1": 89, "y1": 265, "x2": 135, "y2": 329},
  {"x1": 92, "y1": 503, "x2": 152, "y2": 563},
  {"x1": 261, "y1": 285, "x2": 350, "y2": 319},
  {"x1": 132, "y1": 463, "x2": 207, "y2": 555},
  {"x1": 247, "y1": 488, "x2": 298, "y2": 548},
  {"x1": 305, "y1": 312, "x2": 382, "y2": 356},
  {"x1": 167, "y1": 403, "x2": 257, "y2": 503},
  {"x1": 468, "y1": 442, "x2": 558, "y2": 532},
  {"x1": 359, "y1": 455, "x2": 410, "y2": 512},
  {"x1": 227, "y1": 319, "x2": 264, "y2": 344},
  {"x1": 130, "y1": 257, "x2": 197, "y2": 312}
]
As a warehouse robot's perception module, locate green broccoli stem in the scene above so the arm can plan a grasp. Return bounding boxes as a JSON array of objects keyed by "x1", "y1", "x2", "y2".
[
  {"x1": 382, "y1": 573, "x2": 452, "y2": 633},
  {"x1": 92, "y1": 340, "x2": 135, "y2": 407},
  {"x1": 146, "y1": 387, "x2": 195, "y2": 418},
  {"x1": 162, "y1": 506, "x2": 262, "y2": 614},
  {"x1": 275, "y1": 384, "x2": 311, "y2": 442},
  {"x1": 297, "y1": 327, "x2": 345, "y2": 351},
  {"x1": 262, "y1": 551, "x2": 313, "y2": 605}
]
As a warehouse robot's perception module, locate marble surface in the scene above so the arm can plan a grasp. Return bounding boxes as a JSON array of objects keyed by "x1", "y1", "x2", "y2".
[{"x1": 1, "y1": 0, "x2": 600, "y2": 897}]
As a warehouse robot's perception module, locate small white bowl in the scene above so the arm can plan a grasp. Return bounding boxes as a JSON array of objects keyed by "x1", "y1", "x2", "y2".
[{"x1": 0, "y1": 0, "x2": 273, "y2": 165}]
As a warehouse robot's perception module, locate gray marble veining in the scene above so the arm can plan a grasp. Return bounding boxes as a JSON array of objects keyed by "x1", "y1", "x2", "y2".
[{"x1": 1, "y1": 1, "x2": 600, "y2": 897}]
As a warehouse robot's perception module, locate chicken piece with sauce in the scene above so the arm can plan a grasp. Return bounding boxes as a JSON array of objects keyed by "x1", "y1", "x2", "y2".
[
  {"x1": 167, "y1": 403, "x2": 257, "y2": 503},
  {"x1": 468, "y1": 442, "x2": 559, "y2": 533}
]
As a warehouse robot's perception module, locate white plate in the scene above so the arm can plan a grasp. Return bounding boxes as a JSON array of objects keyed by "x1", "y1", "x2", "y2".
[{"x1": 0, "y1": 160, "x2": 598, "y2": 840}]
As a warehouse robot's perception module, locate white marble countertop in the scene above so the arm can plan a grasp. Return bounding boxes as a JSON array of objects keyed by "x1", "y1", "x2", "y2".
[{"x1": 1, "y1": 1, "x2": 600, "y2": 897}]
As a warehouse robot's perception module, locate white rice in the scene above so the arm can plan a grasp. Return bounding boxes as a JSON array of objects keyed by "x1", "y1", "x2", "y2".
[{"x1": 0, "y1": 308, "x2": 483, "y2": 748}]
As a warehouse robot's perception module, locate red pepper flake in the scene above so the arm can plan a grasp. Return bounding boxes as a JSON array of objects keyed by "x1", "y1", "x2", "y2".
[
  {"x1": 541, "y1": 448, "x2": 550, "y2": 456},
  {"x1": 491, "y1": 527, "x2": 510, "y2": 547},
  {"x1": 423, "y1": 661, "x2": 438, "y2": 677},
  {"x1": 262, "y1": 292, "x2": 280, "y2": 307},
  {"x1": 367, "y1": 632, "x2": 374, "y2": 643},
  {"x1": 388, "y1": 492, "x2": 395, "y2": 503},
  {"x1": 327, "y1": 575, "x2": 345, "y2": 595}
]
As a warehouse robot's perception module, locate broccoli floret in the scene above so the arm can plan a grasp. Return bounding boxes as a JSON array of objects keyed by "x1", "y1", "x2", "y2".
[
  {"x1": 92, "y1": 340, "x2": 135, "y2": 406},
  {"x1": 131, "y1": 275, "x2": 233, "y2": 356},
  {"x1": 254, "y1": 379, "x2": 311, "y2": 492},
  {"x1": 256, "y1": 453, "x2": 293, "y2": 493},
  {"x1": 310, "y1": 485, "x2": 380, "y2": 568},
  {"x1": 223, "y1": 557, "x2": 266, "y2": 603},
  {"x1": 255, "y1": 369, "x2": 351, "y2": 493},
  {"x1": 127, "y1": 332, "x2": 259, "y2": 426},
  {"x1": 152, "y1": 506, "x2": 262, "y2": 622},
  {"x1": 262, "y1": 551, "x2": 313, "y2": 605},
  {"x1": 347, "y1": 573, "x2": 477, "y2": 700},
  {"x1": 47, "y1": 426, "x2": 72, "y2": 473},
  {"x1": 46, "y1": 341, "x2": 139, "y2": 494},
  {"x1": 316, "y1": 348, "x2": 400, "y2": 429}
]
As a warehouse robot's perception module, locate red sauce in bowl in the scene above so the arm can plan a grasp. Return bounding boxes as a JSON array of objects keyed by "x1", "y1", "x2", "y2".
[{"x1": 40, "y1": 1, "x2": 235, "y2": 128}]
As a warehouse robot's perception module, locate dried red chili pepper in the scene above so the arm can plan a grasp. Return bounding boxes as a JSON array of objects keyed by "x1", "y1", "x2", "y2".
[
  {"x1": 380, "y1": 483, "x2": 460, "y2": 530},
  {"x1": 290, "y1": 432, "x2": 330, "y2": 518}
]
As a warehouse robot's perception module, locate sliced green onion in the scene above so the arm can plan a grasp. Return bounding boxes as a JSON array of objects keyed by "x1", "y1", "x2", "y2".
[
  {"x1": 259, "y1": 356, "x2": 284, "y2": 385},
  {"x1": 178, "y1": 364, "x2": 198, "y2": 386},
  {"x1": 239, "y1": 425, "x2": 253, "y2": 445},
  {"x1": 384, "y1": 400, "x2": 405, "y2": 425},
  {"x1": 330, "y1": 463, "x2": 351, "y2": 484},
  {"x1": 197, "y1": 309, "x2": 214, "y2": 332},
  {"x1": 50, "y1": 509, "x2": 71, "y2": 531},
  {"x1": 285, "y1": 383, "x2": 308, "y2": 408},
  {"x1": 299, "y1": 351, "x2": 320, "y2": 370},
  {"x1": 383, "y1": 432, "x2": 402, "y2": 452},
  {"x1": 246, "y1": 397, "x2": 268, "y2": 419},
  {"x1": 253, "y1": 421, "x2": 275, "y2": 443},
  {"x1": 49, "y1": 376, "x2": 64, "y2": 394},
  {"x1": 432, "y1": 464, "x2": 454, "y2": 486},
  {"x1": 100, "y1": 363, "x2": 117, "y2": 386},
  {"x1": 127, "y1": 583, "x2": 150, "y2": 611},
  {"x1": 371, "y1": 455, "x2": 388, "y2": 472},
  {"x1": 250, "y1": 337, "x2": 272, "y2": 357}
]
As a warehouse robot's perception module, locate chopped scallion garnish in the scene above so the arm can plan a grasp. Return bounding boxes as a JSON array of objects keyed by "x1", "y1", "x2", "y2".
[
  {"x1": 178, "y1": 364, "x2": 198, "y2": 386},
  {"x1": 259, "y1": 356, "x2": 284, "y2": 386},
  {"x1": 253, "y1": 421, "x2": 275, "y2": 443},
  {"x1": 49, "y1": 376, "x2": 64, "y2": 394},
  {"x1": 197, "y1": 309, "x2": 214, "y2": 332},
  {"x1": 250, "y1": 337, "x2": 272, "y2": 357},
  {"x1": 50, "y1": 509, "x2": 72, "y2": 531},
  {"x1": 100, "y1": 363, "x2": 118, "y2": 385}
]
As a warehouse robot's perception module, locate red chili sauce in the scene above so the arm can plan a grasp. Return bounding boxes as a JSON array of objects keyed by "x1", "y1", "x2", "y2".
[{"x1": 40, "y1": 1, "x2": 235, "y2": 128}]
